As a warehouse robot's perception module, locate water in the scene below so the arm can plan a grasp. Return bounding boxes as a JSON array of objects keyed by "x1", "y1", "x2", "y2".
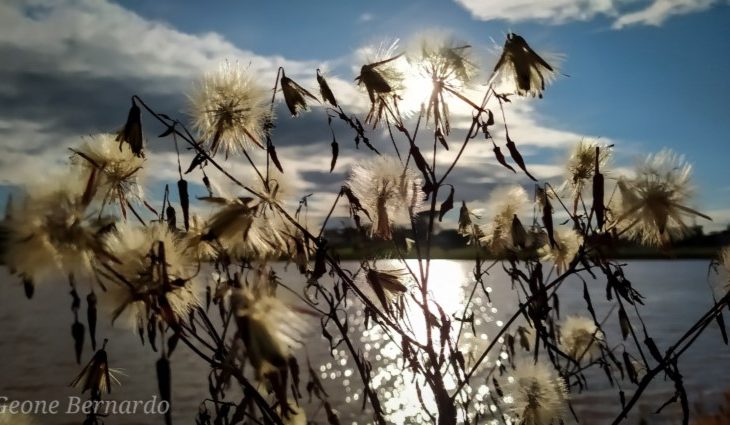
[{"x1": 1, "y1": 260, "x2": 728, "y2": 424}]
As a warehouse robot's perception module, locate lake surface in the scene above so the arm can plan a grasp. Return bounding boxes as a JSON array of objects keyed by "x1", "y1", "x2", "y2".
[{"x1": 1, "y1": 260, "x2": 728, "y2": 424}]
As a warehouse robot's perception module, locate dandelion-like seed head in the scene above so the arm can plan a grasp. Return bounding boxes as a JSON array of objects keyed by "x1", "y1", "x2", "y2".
[
  {"x1": 2, "y1": 172, "x2": 110, "y2": 283},
  {"x1": 71, "y1": 133, "x2": 145, "y2": 202},
  {"x1": 507, "y1": 359, "x2": 568, "y2": 425},
  {"x1": 184, "y1": 214, "x2": 218, "y2": 261},
  {"x1": 255, "y1": 169, "x2": 292, "y2": 207},
  {"x1": 406, "y1": 34, "x2": 476, "y2": 90},
  {"x1": 356, "y1": 40, "x2": 411, "y2": 125},
  {"x1": 539, "y1": 228, "x2": 582, "y2": 274},
  {"x1": 559, "y1": 316, "x2": 603, "y2": 361},
  {"x1": 479, "y1": 185, "x2": 529, "y2": 255},
  {"x1": 189, "y1": 61, "x2": 271, "y2": 156},
  {"x1": 345, "y1": 156, "x2": 422, "y2": 240},
  {"x1": 357, "y1": 260, "x2": 412, "y2": 313},
  {"x1": 405, "y1": 33, "x2": 477, "y2": 133},
  {"x1": 493, "y1": 33, "x2": 558, "y2": 98},
  {"x1": 102, "y1": 222, "x2": 199, "y2": 327},
  {"x1": 203, "y1": 197, "x2": 291, "y2": 260},
  {"x1": 562, "y1": 139, "x2": 611, "y2": 197},
  {"x1": 357, "y1": 39, "x2": 405, "y2": 96},
  {"x1": 615, "y1": 149, "x2": 709, "y2": 247},
  {"x1": 232, "y1": 283, "x2": 306, "y2": 379}
]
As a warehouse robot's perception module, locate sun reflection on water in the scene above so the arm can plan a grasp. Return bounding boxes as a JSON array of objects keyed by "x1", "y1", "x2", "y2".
[{"x1": 311, "y1": 259, "x2": 514, "y2": 424}]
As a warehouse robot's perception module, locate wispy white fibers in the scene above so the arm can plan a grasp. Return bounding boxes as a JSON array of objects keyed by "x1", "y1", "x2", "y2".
[
  {"x1": 615, "y1": 149, "x2": 710, "y2": 246},
  {"x1": 559, "y1": 316, "x2": 603, "y2": 361},
  {"x1": 2, "y1": 170, "x2": 113, "y2": 285},
  {"x1": 232, "y1": 280, "x2": 306, "y2": 379},
  {"x1": 507, "y1": 359, "x2": 568, "y2": 425},
  {"x1": 539, "y1": 228, "x2": 582, "y2": 274},
  {"x1": 479, "y1": 185, "x2": 530, "y2": 256},
  {"x1": 71, "y1": 133, "x2": 145, "y2": 207},
  {"x1": 101, "y1": 222, "x2": 199, "y2": 328},
  {"x1": 346, "y1": 156, "x2": 422, "y2": 240},
  {"x1": 189, "y1": 61, "x2": 271, "y2": 156}
]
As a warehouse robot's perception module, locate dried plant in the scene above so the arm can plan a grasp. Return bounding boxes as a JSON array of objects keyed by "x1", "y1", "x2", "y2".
[
  {"x1": 3, "y1": 30, "x2": 728, "y2": 425},
  {"x1": 189, "y1": 61, "x2": 270, "y2": 156},
  {"x1": 615, "y1": 149, "x2": 711, "y2": 246}
]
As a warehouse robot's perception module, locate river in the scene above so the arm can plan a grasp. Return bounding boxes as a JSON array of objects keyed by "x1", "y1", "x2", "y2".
[{"x1": 1, "y1": 260, "x2": 728, "y2": 424}]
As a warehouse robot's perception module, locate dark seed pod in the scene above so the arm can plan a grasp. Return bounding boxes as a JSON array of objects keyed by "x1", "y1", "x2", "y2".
[
  {"x1": 157, "y1": 356, "x2": 172, "y2": 425},
  {"x1": 280, "y1": 68, "x2": 319, "y2": 116},
  {"x1": 178, "y1": 178, "x2": 190, "y2": 231},
  {"x1": 72, "y1": 319, "x2": 85, "y2": 365},
  {"x1": 116, "y1": 99, "x2": 144, "y2": 157},
  {"x1": 87, "y1": 292, "x2": 98, "y2": 351},
  {"x1": 317, "y1": 69, "x2": 338, "y2": 108},
  {"x1": 506, "y1": 137, "x2": 536, "y2": 181},
  {"x1": 23, "y1": 277, "x2": 34, "y2": 299}
]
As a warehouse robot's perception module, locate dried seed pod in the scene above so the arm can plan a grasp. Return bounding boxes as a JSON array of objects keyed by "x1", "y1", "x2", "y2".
[
  {"x1": 116, "y1": 99, "x2": 144, "y2": 157},
  {"x1": 280, "y1": 68, "x2": 319, "y2": 116},
  {"x1": 316, "y1": 69, "x2": 338, "y2": 108}
]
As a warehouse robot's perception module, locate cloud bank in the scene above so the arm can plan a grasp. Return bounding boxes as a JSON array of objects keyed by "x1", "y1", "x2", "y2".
[{"x1": 453, "y1": 0, "x2": 721, "y2": 28}]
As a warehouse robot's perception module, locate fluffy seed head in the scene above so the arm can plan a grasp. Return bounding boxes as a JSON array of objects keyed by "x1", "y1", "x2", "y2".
[
  {"x1": 356, "y1": 40, "x2": 408, "y2": 126},
  {"x1": 71, "y1": 133, "x2": 145, "y2": 203},
  {"x1": 559, "y1": 316, "x2": 603, "y2": 361},
  {"x1": 357, "y1": 260, "x2": 412, "y2": 314},
  {"x1": 102, "y1": 222, "x2": 199, "y2": 327},
  {"x1": 405, "y1": 34, "x2": 477, "y2": 133},
  {"x1": 232, "y1": 283, "x2": 306, "y2": 379},
  {"x1": 507, "y1": 359, "x2": 568, "y2": 425},
  {"x1": 345, "y1": 156, "x2": 422, "y2": 240},
  {"x1": 203, "y1": 197, "x2": 291, "y2": 260},
  {"x1": 615, "y1": 149, "x2": 709, "y2": 246},
  {"x1": 2, "y1": 171, "x2": 112, "y2": 283},
  {"x1": 539, "y1": 228, "x2": 582, "y2": 273},
  {"x1": 562, "y1": 140, "x2": 611, "y2": 198},
  {"x1": 189, "y1": 61, "x2": 271, "y2": 156},
  {"x1": 479, "y1": 185, "x2": 529, "y2": 255}
]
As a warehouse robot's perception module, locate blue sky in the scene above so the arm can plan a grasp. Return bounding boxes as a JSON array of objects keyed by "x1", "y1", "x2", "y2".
[{"x1": 0, "y1": 0, "x2": 729, "y2": 229}]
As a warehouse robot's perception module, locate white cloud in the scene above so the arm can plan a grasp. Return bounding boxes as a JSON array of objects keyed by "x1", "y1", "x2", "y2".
[
  {"x1": 453, "y1": 0, "x2": 721, "y2": 28},
  {"x1": 0, "y1": 0, "x2": 680, "y2": 228},
  {"x1": 612, "y1": 0, "x2": 717, "y2": 28},
  {"x1": 359, "y1": 12, "x2": 375, "y2": 23},
  {"x1": 454, "y1": 0, "x2": 616, "y2": 24}
]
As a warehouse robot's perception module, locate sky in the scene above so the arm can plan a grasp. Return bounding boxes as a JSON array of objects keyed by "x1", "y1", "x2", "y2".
[{"x1": 0, "y1": 0, "x2": 729, "y2": 231}]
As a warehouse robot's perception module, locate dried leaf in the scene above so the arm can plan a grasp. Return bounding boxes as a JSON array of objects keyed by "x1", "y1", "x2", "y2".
[
  {"x1": 166, "y1": 205, "x2": 177, "y2": 231},
  {"x1": 158, "y1": 126, "x2": 175, "y2": 138},
  {"x1": 506, "y1": 137, "x2": 536, "y2": 181},
  {"x1": 185, "y1": 153, "x2": 207, "y2": 174},
  {"x1": 268, "y1": 141, "x2": 284, "y2": 173},
  {"x1": 157, "y1": 356, "x2": 172, "y2": 425},
  {"x1": 178, "y1": 179, "x2": 190, "y2": 232},
  {"x1": 645, "y1": 337, "x2": 663, "y2": 363},
  {"x1": 618, "y1": 306, "x2": 631, "y2": 340},
  {"x1": 330, "y1": 137, "x2": 339, "y2": 173},
  {"x1": 436, "y1": 127, "x2": 449, "y2": 150},
  {"x1": 72, "y1": 319, "x2": 85, "y2": 365},
  {"x1": 87, "y1": 292, "x2": 98, "y2": 351},
  {"x1": 116, "y1": 99, "x2": 144, "y2": 157},
  {"x1": 493, "y1": 143, "x2": 516, "y2": 173},
  {"x1": 623, "y1": 351, "x2": 638, "y2": 384},
  {"x1": 439, "y1": 186, "x2": 454, "y2": 222},
  {"x1": 23, "y1": 277, "x2": 34, "y2": 299},
  {"x1": 317, "y1": 69, "x2": 338, "y2": 108},
  {"x1": 593, "y1": 149, "x2": 605, "y2": 230},
  {"x1": 281, "y1": 69, "x2": 319, "y2": 116}
]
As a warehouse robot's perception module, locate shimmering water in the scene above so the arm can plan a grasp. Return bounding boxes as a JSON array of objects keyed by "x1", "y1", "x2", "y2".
[{"x1": 1, "y1": 260, "x2": 728, "y2": 424}]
